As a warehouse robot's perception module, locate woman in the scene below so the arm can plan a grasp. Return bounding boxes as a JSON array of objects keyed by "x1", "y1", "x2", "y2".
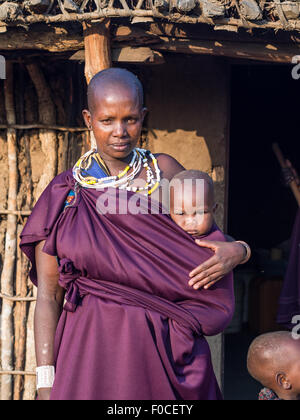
[{"x1": 20, "y1": 68, "x2": 250, "y2": 400}]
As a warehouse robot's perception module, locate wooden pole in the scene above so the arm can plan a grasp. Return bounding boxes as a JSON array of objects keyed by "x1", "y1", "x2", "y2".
[
  {"x1": 272, "y1": 143, "x2": 300, "y2": 207},
  {"x1": 22, "y1": 63, "x2": 57, "y2": 399},
  {"x1": 83, "y1": 19, "x2": 112, "y2": 148},
  {"x1": 83, "y1": 19, "x2": 112, "y2": 84},
  {"x1": 13, "y1": 64, "x2": 32, "y2": 399},
  {"x1": 26, "y1": 63, "x2": 57, "y2": 200},
  {"x1": 0, "y1": 61, "x2": 18, "y2": 400},
  {"x1": 13, "y1": 225, "x2": 29, "y2": 400}
]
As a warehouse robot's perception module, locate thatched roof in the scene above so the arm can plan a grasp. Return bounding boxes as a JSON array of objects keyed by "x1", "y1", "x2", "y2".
[{"x1": 0, "y1": 0, "x2": 299, "y2": 33}]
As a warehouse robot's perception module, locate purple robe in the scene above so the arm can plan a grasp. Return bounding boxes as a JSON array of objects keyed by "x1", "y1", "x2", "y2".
[
  {"x1": 277, "y1": 209, "x2": 300, "y2": 329},
  {"x1": 20, "y1": 169, "x2": 234, "y2": 400}
]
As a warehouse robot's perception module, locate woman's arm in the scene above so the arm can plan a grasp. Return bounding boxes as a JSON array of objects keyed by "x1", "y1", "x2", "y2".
[{"x1": 34, "y1": 241, "x2": 65, "y2": 400}]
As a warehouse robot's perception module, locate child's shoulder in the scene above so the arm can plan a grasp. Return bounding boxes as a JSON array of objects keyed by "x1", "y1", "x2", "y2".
[{"x1": 258, "y1": 388, "x2": 280, "y2": 400}]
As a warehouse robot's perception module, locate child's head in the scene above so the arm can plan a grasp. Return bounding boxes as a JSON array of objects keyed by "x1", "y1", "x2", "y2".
[
  {"x1": 169, "y1": 170, "x2": 217, "y2": 237},
  {"x1": 247, "y1": 331, "x2": 300, "y2": 400}
]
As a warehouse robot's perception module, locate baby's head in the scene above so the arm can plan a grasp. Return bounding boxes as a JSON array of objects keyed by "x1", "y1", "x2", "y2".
[
  {"x1": 169, "y1": 170, "x2": 217, "y2": 237},
  {"x1": 247, "y1": 331, "x2": 300, "y2": 400}
]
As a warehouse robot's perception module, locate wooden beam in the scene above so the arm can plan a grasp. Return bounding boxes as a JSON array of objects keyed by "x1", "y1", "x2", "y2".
[
  {"x1": 83, "y1": 20, "x2": 112, "y2": 84},
  {"x1": 69, "y1": 46, "x2": 165, "y2": 65},
  {"x1": 0, "y1": 23, "x2": 300, "y2": 54},
  {"x1": 0, "y1": 24, "x2": 159, "y2": 52},
  {"x1": 0, "y1": 26, "x2": 83, "y2": 52},
  {"x1": 153, "y1": 37, "x2": 300, "y2": 63},
  {"x1": 0, "y1": 22, "x2": 299, "y2": 64}
]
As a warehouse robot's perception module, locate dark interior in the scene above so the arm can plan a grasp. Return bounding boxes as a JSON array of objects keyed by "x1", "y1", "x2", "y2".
[{"x1": 224, "y1": 62, "x2": 300, "y2": 400}]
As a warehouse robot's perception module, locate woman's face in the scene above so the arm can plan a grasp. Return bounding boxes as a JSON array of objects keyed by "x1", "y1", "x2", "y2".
[{"x1": 83, "y1": 85, "x2": 147, "y2": 162}]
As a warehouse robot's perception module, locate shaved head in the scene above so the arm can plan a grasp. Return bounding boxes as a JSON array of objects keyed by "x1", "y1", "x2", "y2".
[
  {"x1": 87, "y1": 68, "x2": 144, "y2": 113},
  {"x1": 172, "y1": 170, "x2": 215, "y2": 205},
  {"x1": 247, "y1": 331, "x2": 298, "y2": 386},
  {"x1": 172, "y1": 170, "x2": 214, "y2": 189}
]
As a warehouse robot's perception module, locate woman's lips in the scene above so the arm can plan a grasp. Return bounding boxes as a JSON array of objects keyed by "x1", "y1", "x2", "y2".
[{"x1": 110, "y1": 143, "x2": 131, "y2": 151}]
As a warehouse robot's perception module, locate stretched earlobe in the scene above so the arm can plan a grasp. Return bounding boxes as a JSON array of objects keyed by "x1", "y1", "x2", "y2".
[
  {"x1": 90, "y1": 130, "x2": 97, "y2": 150},
  {"x1": 82, "y1": 109, "x2": 92, "y2": 129},
  {"x1": 141, "y1": 107, "x2": 148, "y2": 121}
]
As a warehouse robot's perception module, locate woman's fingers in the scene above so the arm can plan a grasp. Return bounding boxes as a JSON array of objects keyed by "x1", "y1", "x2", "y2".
[
  {"x1": 201, "y1": 276, "x2": 224, "y2": 290},
  {"x1": 189, "y1": 239, "x2": 246, "y2": 289},
  {"x1": 189, "y1": 255, "x2": 221, "y2": 281},
  {"x1": 189, "y1": 267, "x2": 224, "y2": 289},
  {"x1": 189, "y1": 241, "x2": 221, "y2": 278},
  {"x1": 189, "y1": 239, "x2": 239, "y2": 289}
]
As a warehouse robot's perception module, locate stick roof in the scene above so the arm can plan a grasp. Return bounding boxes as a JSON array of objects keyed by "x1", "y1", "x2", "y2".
[{"x1": 0, "y1": 0, "x2": 299, "y2": 33}]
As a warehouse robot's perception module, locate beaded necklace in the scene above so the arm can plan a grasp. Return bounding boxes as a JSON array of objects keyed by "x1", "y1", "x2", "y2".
[{"x1": 73, "y1": 146, "x2": 161, "y2": 196}]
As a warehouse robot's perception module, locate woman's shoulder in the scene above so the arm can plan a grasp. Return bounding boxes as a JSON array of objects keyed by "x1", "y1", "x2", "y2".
[
  {"x1": 51, "y1": 168, "x2": 74, "y2": 183},
  {"x1": 153, "y1": 153, "x2": 185, "y2": 181},
  {"x1": 34, "y1": 169, "x2": 75, "y2": 206},
  {"x1": 49, "y1": 168, "x2": 75, "y2": 189}
]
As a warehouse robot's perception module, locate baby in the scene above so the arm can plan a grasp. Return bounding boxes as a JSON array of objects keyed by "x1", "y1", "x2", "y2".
[
  {"x1": 169, "y1": 169, "x2": 218, "y2": 238},
  {"x1": 247, "y1": 331, "x2": 300, "y2": 400}
]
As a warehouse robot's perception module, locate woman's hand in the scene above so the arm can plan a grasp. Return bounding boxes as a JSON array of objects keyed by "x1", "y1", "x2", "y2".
[
  {"x1": 37, "y1": 388, "x2": 52, "y2": 400},
  {"x1": 188, "y1": 240, "x2": 247, "y2": 290}
]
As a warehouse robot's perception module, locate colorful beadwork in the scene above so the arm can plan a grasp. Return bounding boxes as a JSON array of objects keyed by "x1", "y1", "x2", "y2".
[
  {"x1": 63, "y1": 189, "x2": 76, "y2": 209},
  {"x1": 72, "y1": 144, "x2": 161, "y2": 196}
]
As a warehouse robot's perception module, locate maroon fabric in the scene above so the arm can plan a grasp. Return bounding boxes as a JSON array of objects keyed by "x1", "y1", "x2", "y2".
[
  {"x1": 20, "y1": 169, "x2": 234, "y2": 400},
  {"x1": 277, "y1": 209, "x2": 300, "y2": 329}
]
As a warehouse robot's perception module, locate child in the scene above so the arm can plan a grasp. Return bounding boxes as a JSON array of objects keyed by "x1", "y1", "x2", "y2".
[
  {"x1": 169, "y1": 169, "x2": 245, "y2": 292},
  {"x1": 169, "y1": 169, "x2": 218, "y2": 238},
  {"x1": 247, "y1": 331, "x2": 300, "y2": 400}
]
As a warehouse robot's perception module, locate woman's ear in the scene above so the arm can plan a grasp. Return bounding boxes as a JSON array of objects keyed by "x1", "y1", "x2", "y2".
[
  {"x1": 141, "y1": 107, "x2": 148, "y2": 122},
  {"x1": 276, "y1": 372, "x2": 292, "y2": 390},
  {"x1": 82, "y1": 109, "x2": 92, "y2": 129}
]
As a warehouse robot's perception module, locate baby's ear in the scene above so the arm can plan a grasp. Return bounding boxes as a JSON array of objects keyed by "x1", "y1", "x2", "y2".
[{"x1": 276, "y1": 372, "x2": 292, "y2": 390}]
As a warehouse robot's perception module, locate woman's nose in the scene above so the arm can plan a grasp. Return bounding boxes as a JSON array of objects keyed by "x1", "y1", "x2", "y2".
[{"x1": 112, "y1": 122, "x2": 127, "y2": 137}]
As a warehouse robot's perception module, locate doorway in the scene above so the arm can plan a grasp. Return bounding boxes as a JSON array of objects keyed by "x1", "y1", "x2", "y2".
[{"x1": 224, "y1": 62, "x2": 300, "y2": 400}]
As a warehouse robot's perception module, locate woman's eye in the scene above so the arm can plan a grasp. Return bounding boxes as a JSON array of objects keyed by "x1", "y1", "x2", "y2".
[
  {"x1": 101, "y1": 119, "x2": 112, "y2": 124},
  {"x1": 127, "y1": 118, "x2": 137, "y2": 124}
]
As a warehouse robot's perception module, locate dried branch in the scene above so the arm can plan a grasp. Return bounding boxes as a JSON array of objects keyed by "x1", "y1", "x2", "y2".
[{"x1": 0, "y1": 61, "x2": 18, "y2": 401}]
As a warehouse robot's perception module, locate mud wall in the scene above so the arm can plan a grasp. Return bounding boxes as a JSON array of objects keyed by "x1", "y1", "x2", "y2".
[{"x1": 147, "y1": 54, "x2": 230, "y2": 231}]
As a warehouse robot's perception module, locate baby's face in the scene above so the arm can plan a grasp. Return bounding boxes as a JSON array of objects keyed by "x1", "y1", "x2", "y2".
[{"x1": 170, "y1": 182, "x2": 216, "y2": 237}]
